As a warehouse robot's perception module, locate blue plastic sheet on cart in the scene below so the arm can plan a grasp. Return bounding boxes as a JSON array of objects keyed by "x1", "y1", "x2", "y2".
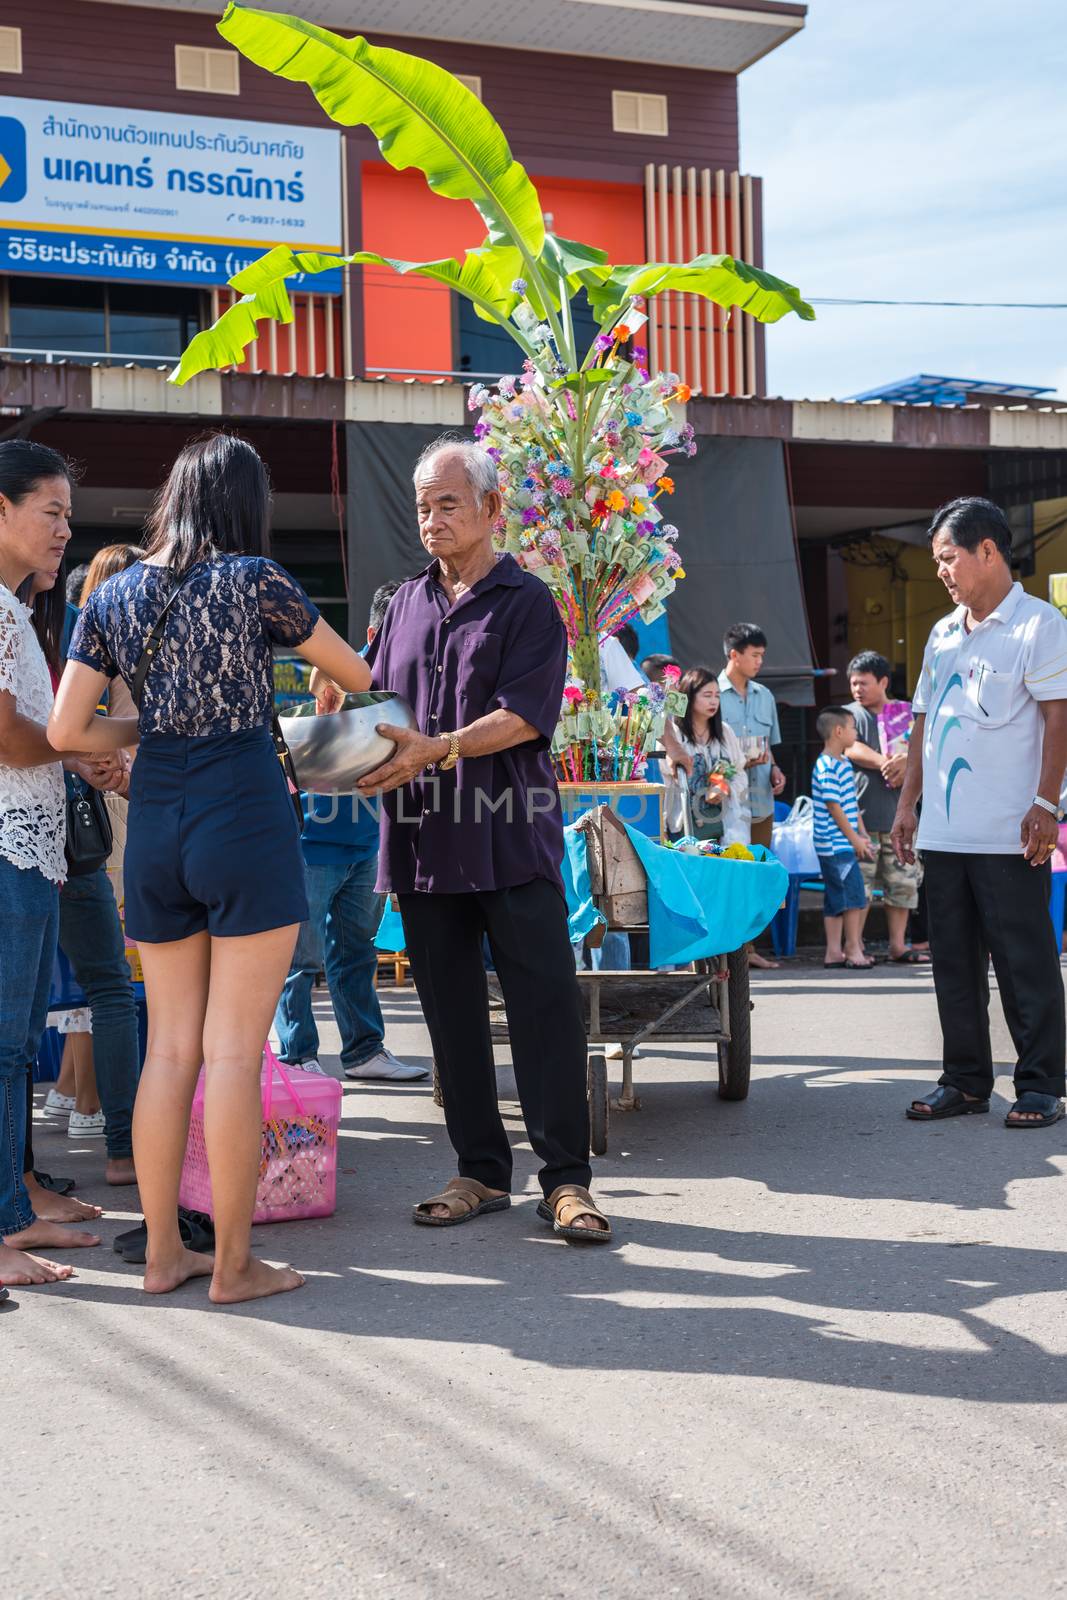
[
  {"x1": 621, "y1": 829, "x2": 789, "y2": 968},
  {"x1": 562, "y1": 823, "x2": 607, "y2": 945}
]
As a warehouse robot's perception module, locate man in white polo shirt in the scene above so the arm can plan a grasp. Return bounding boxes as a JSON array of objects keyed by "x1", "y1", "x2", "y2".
[{"x1": 892, "y1": 497, "x2": 1067, "y2": 1128}]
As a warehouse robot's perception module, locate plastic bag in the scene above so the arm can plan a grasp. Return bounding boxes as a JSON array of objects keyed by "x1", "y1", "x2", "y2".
[{"x1": 770, "y1": 795, "x2": 820, "y2": 878}]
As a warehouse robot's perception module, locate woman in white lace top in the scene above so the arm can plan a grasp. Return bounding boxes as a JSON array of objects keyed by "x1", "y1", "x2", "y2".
[{"x1": 0, "y1": 441, "x2": 115, "y2": 1290}]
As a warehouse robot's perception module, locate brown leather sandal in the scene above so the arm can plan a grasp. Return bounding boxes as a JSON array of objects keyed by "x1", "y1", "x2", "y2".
[
  {"x1": 412, "y1": 1177, "x2": 511, "y2": 1228},
  {"x1": 536, "y1": 1184, "x2": 612, "y2": 1244}
]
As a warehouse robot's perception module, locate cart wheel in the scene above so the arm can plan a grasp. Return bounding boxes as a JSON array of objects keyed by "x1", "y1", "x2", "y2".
[
  {"x1": 717, "y1": 948, "x2": 752, "y2": 1101},
  {"x1": 587, "y1": 1051, "x2": 609, "y2": 1156},
  {"x1": 432, "y1": 1059, "x2": 444, "y2": 1108}
]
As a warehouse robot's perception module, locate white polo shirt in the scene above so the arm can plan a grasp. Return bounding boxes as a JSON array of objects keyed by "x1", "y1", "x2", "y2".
[{"x1": 913, "y1": 582, "x2": 1067, "y2": 854}]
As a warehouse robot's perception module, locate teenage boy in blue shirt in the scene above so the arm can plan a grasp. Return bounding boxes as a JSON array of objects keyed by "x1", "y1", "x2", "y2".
[{"x1": 273, "y1": 582, "x2": 425, "y2": 1082}]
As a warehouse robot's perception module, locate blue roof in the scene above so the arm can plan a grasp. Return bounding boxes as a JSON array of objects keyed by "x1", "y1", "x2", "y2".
[{"x1": 847, "y1": 374, "x2": 1053, "y2": 407}]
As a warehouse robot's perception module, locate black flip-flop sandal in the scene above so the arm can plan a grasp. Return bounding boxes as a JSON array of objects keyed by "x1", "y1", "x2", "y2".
[
  {"x1": 889, "y1": 950, "x2": 932, "y2": 965},
  {"x1": 1005, "y1": 1092, "x2": 1066, "y2": 1129},
  {"x1": 33, "y1": 1170, "x2": 76, "y2": 1196},
  {"x1": 113, "y1": 1207, "x2": 215, "y2": 1264},
  {"x1": 906, "y1": 1086, "x2": 990, "y2": 1120}
]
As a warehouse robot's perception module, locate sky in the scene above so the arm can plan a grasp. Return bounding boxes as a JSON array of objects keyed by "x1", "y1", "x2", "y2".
[{"x1": 740, "y1": 0, "x2": 1067, "y2": 400}]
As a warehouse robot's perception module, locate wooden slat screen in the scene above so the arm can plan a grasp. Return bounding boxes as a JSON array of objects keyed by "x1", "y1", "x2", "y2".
[
  {"x1": 207, "y1": 290, "x2": 343, "y2": 378},
  {"x1": 644, "y1": 163, "x2": 763, "y2": 396}
]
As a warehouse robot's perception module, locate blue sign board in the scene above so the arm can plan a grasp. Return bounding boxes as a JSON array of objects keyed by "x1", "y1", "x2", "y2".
[{"x1": 0, "y1": 97, "x2": 343, "y2": 293}]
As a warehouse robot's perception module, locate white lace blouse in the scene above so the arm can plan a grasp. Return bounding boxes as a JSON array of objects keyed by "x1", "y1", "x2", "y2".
[{"x1": 0, "y1": 583, "x2": 65, "y2": 883}]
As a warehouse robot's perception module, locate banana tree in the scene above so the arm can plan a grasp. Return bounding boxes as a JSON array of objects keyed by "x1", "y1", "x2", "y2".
[{"x1": 172, "y1": 4, "x2": 814, "y2": 768}]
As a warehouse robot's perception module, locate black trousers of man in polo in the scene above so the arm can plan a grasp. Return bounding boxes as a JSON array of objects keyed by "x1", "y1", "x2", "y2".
[
  {"x1": 398, "y1": 878, "x2": 592, "y2": 1196},
  {"x1": 924, "y1": 851, "x2": 1066, "y2": 1099}
]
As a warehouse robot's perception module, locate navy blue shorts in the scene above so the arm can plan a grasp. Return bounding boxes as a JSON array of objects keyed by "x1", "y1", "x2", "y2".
[
  {"x1": 818, "y1": 852, "x2": 867, "y2": 917},
  {"x1": 125, "y1": 729, "x2": 308, "y2": 943}
]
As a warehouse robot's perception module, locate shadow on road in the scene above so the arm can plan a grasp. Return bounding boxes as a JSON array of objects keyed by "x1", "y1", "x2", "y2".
[{"x1": 24, "y1": 1051, "x2": 1067, "y2": 1405}]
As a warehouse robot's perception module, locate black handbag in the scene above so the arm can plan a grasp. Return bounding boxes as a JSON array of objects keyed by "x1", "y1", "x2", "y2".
[
  {"x1": 130, "y1": 568, "x2": 305, "y2": 829},
  {"x1": 64, "y1": 775, "x2": 113, "y2": 877}
]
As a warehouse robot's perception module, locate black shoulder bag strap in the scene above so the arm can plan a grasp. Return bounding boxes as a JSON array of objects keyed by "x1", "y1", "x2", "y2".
[{"x1": 129, "y1": 569, "x2": 196, "y2": 709}]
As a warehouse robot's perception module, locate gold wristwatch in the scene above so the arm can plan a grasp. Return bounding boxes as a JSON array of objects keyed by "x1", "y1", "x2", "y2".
[{"x1": 438, "y1": 731, "x2": 461, "y2": 771}]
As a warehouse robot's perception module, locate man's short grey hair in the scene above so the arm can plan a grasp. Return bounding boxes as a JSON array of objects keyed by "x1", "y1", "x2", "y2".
[{"x1": 412, "y1": 434, "x2": 499, "y2": 505}]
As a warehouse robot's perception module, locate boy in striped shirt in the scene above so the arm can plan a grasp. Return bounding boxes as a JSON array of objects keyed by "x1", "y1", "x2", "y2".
[{"x1": 811, "y1": 708, "x2": 877, "y2": 969}]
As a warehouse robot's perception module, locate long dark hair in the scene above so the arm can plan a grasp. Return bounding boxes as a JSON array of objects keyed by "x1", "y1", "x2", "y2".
[
  {"x1": 678, "y1": 665, "x2": 723, "y2": 745},
  {"x1": 143, "y1": 432, "x2": 271, "y2": 575},
  {"x1": 18, "y1": 562, "x2": 66, "y2": 677},
  {"x1": 0, "y1": 439, "x2": 73, "y2": 508}
]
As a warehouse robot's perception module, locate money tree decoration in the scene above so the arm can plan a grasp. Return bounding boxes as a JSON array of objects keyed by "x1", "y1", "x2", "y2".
[{"x1": 174, "y1": 3, "x2": 814, "y2": 776}]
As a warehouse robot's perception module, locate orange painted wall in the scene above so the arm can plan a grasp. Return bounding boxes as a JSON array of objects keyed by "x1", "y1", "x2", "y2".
[{"x1": 360, "y1": 163, "x2": 645, "y2": 377}]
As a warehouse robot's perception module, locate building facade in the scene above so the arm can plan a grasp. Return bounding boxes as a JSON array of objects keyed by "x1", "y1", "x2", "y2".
[
  {"x1": 0, "y1": 0, "x2": 804, "y2": 636},
  {"x1": 4, "y1": 0, "x2": 1067, "y2": 788}
]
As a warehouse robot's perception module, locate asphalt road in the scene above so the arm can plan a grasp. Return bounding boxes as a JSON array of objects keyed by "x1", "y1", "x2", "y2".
[{"x1": 9, "y1": 959, "x2": 1067, "y2": 1600}]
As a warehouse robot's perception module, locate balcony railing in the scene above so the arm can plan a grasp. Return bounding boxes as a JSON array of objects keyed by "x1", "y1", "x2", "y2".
[{"x1": 0, "y1": 345, "x2": 178, "y2": 367}]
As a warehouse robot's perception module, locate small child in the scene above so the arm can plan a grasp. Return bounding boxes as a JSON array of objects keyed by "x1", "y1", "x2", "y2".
[{"x1": 811, "y1": 707, "x2": 877, "y2": 969}]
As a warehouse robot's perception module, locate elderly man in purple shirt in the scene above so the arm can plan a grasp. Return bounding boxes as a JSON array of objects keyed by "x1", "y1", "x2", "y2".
[{"x1": 352, "y1": 437, "x2": 610, "y2": 1242}]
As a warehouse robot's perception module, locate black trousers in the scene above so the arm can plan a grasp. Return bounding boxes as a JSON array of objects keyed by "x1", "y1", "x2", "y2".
[
  {"x1": 924, "y1": 851, "x2": 1065, "y2": 1099},
  {"x1": 398, "y1": 879, "x2": 591, "y2": 1196}
]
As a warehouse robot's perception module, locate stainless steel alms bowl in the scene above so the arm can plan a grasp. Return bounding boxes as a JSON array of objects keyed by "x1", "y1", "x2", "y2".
[{"x1": 278, "y1": 691, "x2": 417, "y2": 791}]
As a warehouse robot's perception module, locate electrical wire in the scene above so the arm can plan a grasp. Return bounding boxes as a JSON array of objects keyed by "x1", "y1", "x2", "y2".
[{"x1": 809, "y1": 298, "x2": 1067, "y2": 310}]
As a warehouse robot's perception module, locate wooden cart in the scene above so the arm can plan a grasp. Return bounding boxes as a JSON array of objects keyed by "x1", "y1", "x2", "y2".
[
  {"x1": 430, "y1": 807, "x2": 755, "y2": 1156},
  {"x1": 481, "y1": 956, "x2": 751, "y2": 1156}
]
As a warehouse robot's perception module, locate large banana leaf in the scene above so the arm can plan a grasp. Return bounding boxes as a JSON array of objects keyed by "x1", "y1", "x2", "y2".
[
  {"x1": 588, "y1": 255, "x2": 815, "y2": 325},
  {"x1": 170, "y1": 244, "x2": 523, "y2": 384},
  {"x1": 217, "y1": 4, "x2": 544, "y2": 258}
]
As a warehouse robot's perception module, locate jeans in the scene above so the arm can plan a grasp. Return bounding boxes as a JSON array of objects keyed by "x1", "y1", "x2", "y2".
[
  {"x1": 274, "y1": 854, "x2": 384, "y2": 1072},
  {"x1": 59, "y1": 867, "x2": 140, "y2": 1159},
  {"x1": 0, "y1": 856, "x2": 58, "y2": 1234},
  {"x1": 589, "y1": 931, "x2": 631, "y2": 971}
]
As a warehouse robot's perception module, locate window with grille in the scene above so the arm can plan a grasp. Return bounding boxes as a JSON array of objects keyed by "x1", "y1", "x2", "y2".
[
  {"x1": 175, "y1": 44, "x2": 240, "y2": 95},
  {"x1": 0, "y1": 26, "x2": 22, "y2": 73},
  {"x1": 612, "y1": 90, "x2": 668, "y2": 136}
]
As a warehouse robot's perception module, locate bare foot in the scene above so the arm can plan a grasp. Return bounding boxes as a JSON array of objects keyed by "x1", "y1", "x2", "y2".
[
  {"x1": 106, "y1": 1157, "x2": 137, "y2": 1186},
  {"x1": 24, "y1": 1176, "x2": 103, "y2": 1224},
  {"x1": 570, "y1": 1213, "x2": 609, "y2": 1232},
  {"x1": 209, "y1": 1258, "x2": 305, "y2": 1304},
  {"x1": 4, "y1": 1218, "x2": 100, "y2": 1251},
  {"x1": 0, "y1": 1241, "x2": 74, "y2": 1284},
  {"x1": 143, "y1": 1248, "x2": 214, "y2": 1295},
  {"x1": 748, "y1": 950, "x2": 779, "y2": 970}
]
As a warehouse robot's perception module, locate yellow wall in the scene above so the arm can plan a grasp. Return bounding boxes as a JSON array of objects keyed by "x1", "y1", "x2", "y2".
[
  {"x1": 843, "y1": 497, "x2": 1067, "y2": 695},
  {"x1": 844, "y1": 546, "x2": 948, "y2": 696}
]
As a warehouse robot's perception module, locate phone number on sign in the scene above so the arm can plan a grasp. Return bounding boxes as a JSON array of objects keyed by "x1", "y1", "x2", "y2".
[{"x1": 231, "y1": 214, "x2": 308, "y2": 229}]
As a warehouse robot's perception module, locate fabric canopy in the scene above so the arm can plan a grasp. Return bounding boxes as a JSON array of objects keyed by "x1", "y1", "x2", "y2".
[
  {"x1": 664, "y1": 436, "x2": 816, "y2": 704},
  {"x1": 345, "y1": 424, "x2": 816, "y2": 704},
  {"x1": 346, "y1": 422, "x2": 472, "y2": 639}
]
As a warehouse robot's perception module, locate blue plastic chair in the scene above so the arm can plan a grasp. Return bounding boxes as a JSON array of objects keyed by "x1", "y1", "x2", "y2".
[
  {"x1": 33, "y1": 949, "x2": 148, "y2": 1084},
  {"x1": 768, "y1": 801, "x2": 812, "y2": 958}
]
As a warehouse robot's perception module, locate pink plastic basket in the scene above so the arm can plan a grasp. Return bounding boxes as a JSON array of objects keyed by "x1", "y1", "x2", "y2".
[{"x1": 179, "y1": 1045, "x2": 342, "y2": 1225}]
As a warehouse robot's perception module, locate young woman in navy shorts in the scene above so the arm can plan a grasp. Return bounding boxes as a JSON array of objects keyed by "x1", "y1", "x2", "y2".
[{"x1": 50, "y1": 433, "x2": 372, "y2": 1304}]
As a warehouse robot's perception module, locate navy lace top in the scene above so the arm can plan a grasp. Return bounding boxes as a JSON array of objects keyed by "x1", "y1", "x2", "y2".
[{"x1": 68, "y1": 555, "x2": 319, "y2": 737}]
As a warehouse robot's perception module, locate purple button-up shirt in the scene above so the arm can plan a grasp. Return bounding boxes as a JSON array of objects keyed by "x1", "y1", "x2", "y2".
[{"x1": 367, "y1": 553, "x2": 567, "y2": 895}]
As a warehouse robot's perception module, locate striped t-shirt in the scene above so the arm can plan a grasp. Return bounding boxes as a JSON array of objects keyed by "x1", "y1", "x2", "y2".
[{"x1": 811, "y1": 752, "x2": 860, "y2": 856}]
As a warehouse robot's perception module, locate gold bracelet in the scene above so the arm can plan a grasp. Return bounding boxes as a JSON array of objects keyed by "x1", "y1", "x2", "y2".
[{"x1": 438, "y1": 731, "x2": 461, "y2": 771}]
